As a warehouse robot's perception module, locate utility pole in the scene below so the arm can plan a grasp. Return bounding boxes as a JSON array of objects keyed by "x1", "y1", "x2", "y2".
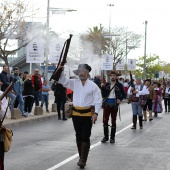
[
  {"x1": 143, "y1": 21, "x2": 147, "y2": 80},
  {"x1": 125, "y1": 32, "x2": 127, "y2": 79},
  {"x1": 45, "y1": 0, "x2": 50, "y2": 80}
]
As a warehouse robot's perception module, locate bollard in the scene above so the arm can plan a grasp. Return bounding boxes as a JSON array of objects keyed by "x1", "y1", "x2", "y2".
[
  {"x1": 11, "y1": 108, "x2": 22, "y2": 119},
  {"x1": 51, "y1": 103, "x2": 57, "y2": 112},
  {"x1": 34, "y1": 106, "x2": 43, "y2": 115}
]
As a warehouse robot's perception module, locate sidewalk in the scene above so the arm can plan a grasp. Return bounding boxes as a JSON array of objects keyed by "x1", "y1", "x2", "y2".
[{"x1": 4, "y1": 93, "x2": 57, "y2": 127}]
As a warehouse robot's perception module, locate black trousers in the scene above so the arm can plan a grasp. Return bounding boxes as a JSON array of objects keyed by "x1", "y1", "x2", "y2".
[
  {"x1": 24, "y1": 96, "x2": 34, "y2": 113},
  {"x1": 164, "y1": 98, "x2": 170, "y2": 111},
  {"x1": 143, "y1": 99, "x2": 152, "y2": 111},
  {"x1": 72, "y1": 116, "x2": 92, "y2": 143},
  {"x1": 55, "y1": 95, "x2": 66, "y2": 118},
  {"x1": 0, "y1": 142, "x2": 4, "y2": 170}
]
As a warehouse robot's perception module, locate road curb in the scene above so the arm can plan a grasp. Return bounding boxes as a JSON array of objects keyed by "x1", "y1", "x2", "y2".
[{"x1": 4, "y1": 112, "x2": 57, "y2": 128}]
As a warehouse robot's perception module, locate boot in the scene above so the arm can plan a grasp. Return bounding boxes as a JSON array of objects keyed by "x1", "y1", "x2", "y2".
[
  {"x1": 142, "y1": 111, "x2": 147, "y2": 121},
  {"x1": 101, "y1": 126, "x2": 109, "y2": 143},
  {"x1": 149, "y1": 110, "x2": 153, "y2": 121},
  {"x1": 110, "y1": 127, "x2": 116, "y2": 143},
  {"x1": 62, "y1": 111, "x2": 67, "y2": 121},
  {"x1": 76, "y1": 141, "x2": 82, "y2": 158},
  {"x1": 154, "y1": 112, "x2": 158, "y2": 117},
  {"x1": 77, "y1": 142, "x2": 90, "y2": 168},
  {"x1": 131, "y1": 115, "x2": 137, "y2": 129},
  {"x1": 139, "y1": 116, "x2": 143, "y2": 129}
]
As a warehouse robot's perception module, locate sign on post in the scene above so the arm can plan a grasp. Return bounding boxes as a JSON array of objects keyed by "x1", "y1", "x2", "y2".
[
  {"x1": 127, "y1": 59, "x2": 136, "y2": 70},
  {"x1": 49, "y1": 39, "x2": 64, "y2": 63},
  {"x1": 26, "y1": 39, "x2": 44, "y2": 63},
  {"x1": 116, "y1": 59, "x2": 124, "y2": 70},
  {"x1": 101, "y1": 54, "x2": 113, "y2": 70}
]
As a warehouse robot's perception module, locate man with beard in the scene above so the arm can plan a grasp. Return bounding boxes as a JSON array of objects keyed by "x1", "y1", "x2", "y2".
[
  {"x1": 59, "y1": 64, "x2": 102, "y2": 169},
  {"x1": 12, "y1": 67, "x2": 27, "y2": 117},
  {"x1": 101, "y1": 71, "x2": 125, "y2": 143}
]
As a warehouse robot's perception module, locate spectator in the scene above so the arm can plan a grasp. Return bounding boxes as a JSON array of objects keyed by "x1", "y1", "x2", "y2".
[
  {"x1": 0, "y1": 65, "x2": 16, "y2": 110},
  {"x1": 123, "y1": 79, "x2": 129, "y2": 99},
  {"x1": 41, "y1": 80, "x2": 50, "y2": 112},
  {"x1": 12, "y1": 67, "x2": 27, "y2": 117},
  {"x1": 32, "y1": 69, "x2": 42, "y2": 106},
  {"x1": 23, "y1": 74, "x2": 35, "y2": 116},
  {"x1": 94, "y1": 75, "x2": 101, "y2": 88},
  {"x1": 23, "y1": 71, "x2": 29, "y2": 81}
]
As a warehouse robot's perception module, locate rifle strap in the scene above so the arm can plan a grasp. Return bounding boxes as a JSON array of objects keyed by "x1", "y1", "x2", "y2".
[{"x1": 102, "y1": 84, "x2": 116, "y2": 103}]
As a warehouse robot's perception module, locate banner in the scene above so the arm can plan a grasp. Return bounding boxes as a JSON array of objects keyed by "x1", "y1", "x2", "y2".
[
  {"x1": 26, "y1": 38, "x2": 44, "y2": 63},
  {"x1": 127, "y1": 59, "x2": 136, "y2": 70},
  {"x1": 49, "y1": 39, "x2": 64, "y2": 63},
  {"x1": 101, "y1": 54, "x2": 113, "y2": 70},
  {"x1": 116, "y1": 59, "x2": 124, "y2": 70}
]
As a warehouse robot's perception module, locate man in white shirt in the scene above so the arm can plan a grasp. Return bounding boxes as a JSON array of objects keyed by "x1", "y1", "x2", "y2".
[
  {"x1": 59, "y1": 64, "x2": 102, "y2": 169},
  {"x1": 128, "y1": 77, "x2": 147, "y2": 129}
]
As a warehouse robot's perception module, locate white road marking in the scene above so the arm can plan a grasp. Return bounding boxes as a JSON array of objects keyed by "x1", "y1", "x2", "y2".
[{"x1": 46, "y1": 123, "x2": 133, "y2": 170}]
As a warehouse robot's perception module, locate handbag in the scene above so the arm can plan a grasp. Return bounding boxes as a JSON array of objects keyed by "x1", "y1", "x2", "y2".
[
  {"x1": 0, "y1": 126, "x2": 13, "y2": 152},
  {"x1": 64, "y1": 102, "x2": 73, "y2": 118}
]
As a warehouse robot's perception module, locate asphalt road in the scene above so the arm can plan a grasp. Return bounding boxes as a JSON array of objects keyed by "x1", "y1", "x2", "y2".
[{"x1": 5, "y1": 102, "x2": 170, "y2": 170}]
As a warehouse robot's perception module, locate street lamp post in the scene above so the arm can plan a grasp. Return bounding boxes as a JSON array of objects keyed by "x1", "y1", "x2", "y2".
[
  {"x1": 143, "y1": 21, "x2": 147, "y2": 80},
  {"x1": 45, "y1": 0, "x2": 76, "y2": 80}
]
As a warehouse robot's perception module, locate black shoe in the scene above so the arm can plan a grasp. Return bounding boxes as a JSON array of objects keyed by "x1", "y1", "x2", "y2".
[
  {"x1": 110, "y1": 138, "x2": 115, "y2": 143},
  {"x1": 58, "y1": 117, "x2": 61, "y2": 120},
  {"x1": 149, "y1": 118, "x2": 153, "y2": 121},
  {"x1": 168, "y1": 111, "x2": 170, "y2": 113},
  {"x1": 63, "y1": 118, "x2": 67, "y2": 121},
  {"x1": 131, "y1": 126, "x2": 136, "y2": 129},
  {"x1": 22, "y1": 114, "x2": 27, "y2": 117},
  {"x1": 101, "y1": 137, "x2": 108, "y2": 143},
  {"x1": 140, "y1": 126, "x2": 143, "y2": 129},
  {"x1": 165, "y1": 110, "x2": 167, "y2": 112},
  {"x1": 154, "y1": 113, "x2": 158, "y2": 117}
]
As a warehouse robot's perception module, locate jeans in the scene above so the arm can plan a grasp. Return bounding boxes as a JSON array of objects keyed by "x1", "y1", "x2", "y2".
[
  {"x1": 6, "y1": 91, "x2": 16, "y2": 109},
  {"x1": 34, "y1": 91, "x2": 41, "y2": 106},
  {"x1": 131, "y1": 102, "x2": 142, "y2": 116},
  {"x1": 16, "y1": 94, "x2": 24, "y2": 114},
  {"x1": 41, "y1": 94, "x2": 49, "y2": 111}
]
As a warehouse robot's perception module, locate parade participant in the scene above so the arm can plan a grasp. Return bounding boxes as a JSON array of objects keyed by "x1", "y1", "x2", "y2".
[
  {"x1": 127, "y1": 77, "x2": 147, "y2": 129},
  {"x1": 142, "y1": 79, "x2": 156, "y2": 121},
  {"x1": 163, "y1": 82, "x2": 170, "y2": 112},
  {"x1": 101, "y1": 71, "x2": 125, "y2": 143},
  {"x1": 152, "y1": 82, "x2": 163, "y2": 117},
  {"x1": 59, "y1": 64, "x2": 102, "y2": 168},
  {"x1": 0, "y1": 90, "x2": 8, "y2": 170}
]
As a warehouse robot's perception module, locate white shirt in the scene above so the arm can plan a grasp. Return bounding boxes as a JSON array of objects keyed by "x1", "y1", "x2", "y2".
[
  {"x1": 165, "y1": 87, "x2": 170, "y2": 94},
  {"x1": 127, "y1": 84, "x2": 149, "y2": 97},
  {"x1": 59, "y1": 72, "x2": 102, "y2": 114},
  {"x1": 0, "y1": 91, "x2": 8, "y2": 119},
  {"x1": 108, "y1": 84, "x2": 116, "y2": 99}
]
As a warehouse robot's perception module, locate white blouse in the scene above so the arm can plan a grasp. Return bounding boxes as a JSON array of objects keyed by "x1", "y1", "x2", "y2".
[{"x1": 59, "y1": 71, "x2": 102, "y2": 114}]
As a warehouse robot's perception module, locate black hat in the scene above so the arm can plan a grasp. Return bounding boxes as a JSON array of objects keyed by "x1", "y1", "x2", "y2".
[
  {"x1": 108, "y1": 70, "x2": 121, "y2": 76},
  {"x1": 13, "y1": 67, "x2": 19, "y2": 71},
  {"x1": 73, "y1": 64, "x2": 91, "y2": 75}
]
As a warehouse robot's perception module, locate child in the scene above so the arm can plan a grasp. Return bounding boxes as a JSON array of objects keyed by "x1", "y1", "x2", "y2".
[{"x1": 41, "y1": 80, "x2": 50, "y2": 112}]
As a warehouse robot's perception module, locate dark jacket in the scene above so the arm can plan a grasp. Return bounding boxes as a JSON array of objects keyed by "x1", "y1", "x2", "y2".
[
  {"x1": 23, "y1": 79, "x2": 35, "y2": 96},
  {"x1": 101, "y1": 81, "x2": 126, "y2": 102},
  {"x1": 52, "y1": 82, "x2": 66, "y2": 98},
  {"x1": 0, "y1": 71, "x2": 13, "y2": 91}
]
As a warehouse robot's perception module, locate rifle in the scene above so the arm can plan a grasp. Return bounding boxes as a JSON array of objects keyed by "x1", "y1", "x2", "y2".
[
  {"x1": 127, "y1": 71, "x2": 134, "y2": 104},
  {"x1": 50, "y1": 34, "x2": 73, "y2": 81},
  {"x1": 0, "y1": 78, "x2": 17, "y2": 126},
  {"x1": 162, "y1": 77, "x2": 166, "y2": 97}
]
